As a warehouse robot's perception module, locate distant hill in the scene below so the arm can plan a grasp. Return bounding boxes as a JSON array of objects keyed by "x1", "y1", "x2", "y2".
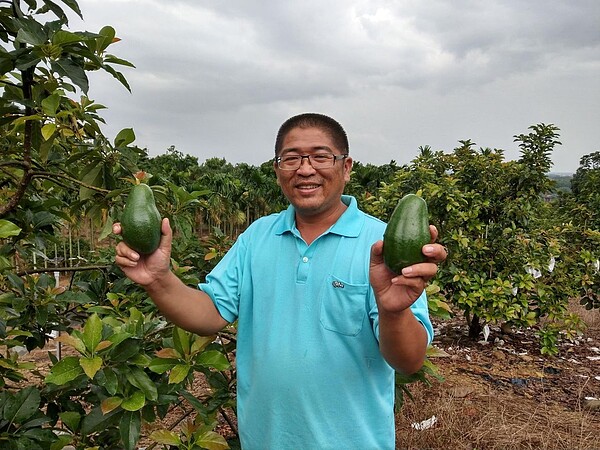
[{"x1": 549, "y1": 173, "x2": 572, "y2": 193}]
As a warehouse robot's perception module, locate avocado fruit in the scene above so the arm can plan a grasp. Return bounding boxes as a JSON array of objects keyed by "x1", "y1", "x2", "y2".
[
  {"x1": 383, "y1": 193, "x2": 430, "y2": 274},
  {"x1": 121, "y1": 183, "x2": 161, "y2": 255}
]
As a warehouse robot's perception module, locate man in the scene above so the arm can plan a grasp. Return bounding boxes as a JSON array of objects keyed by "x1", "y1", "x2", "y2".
[{"x1": 114, "y1": 113, "x2": 447, "y2": 449}]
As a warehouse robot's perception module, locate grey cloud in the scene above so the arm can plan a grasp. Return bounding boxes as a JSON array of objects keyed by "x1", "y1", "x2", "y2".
[{"x1": 67, "y1": 0, "x2": 599, "y2": 172}]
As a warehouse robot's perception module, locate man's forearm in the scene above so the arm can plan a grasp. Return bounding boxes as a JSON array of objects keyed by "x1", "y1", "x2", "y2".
[
  {"x1": 145, "y1": 271, "x2": 228, "y2": 335},
  {"x1": 378, "y1": 308, "x2": 428, "y2": 374}
]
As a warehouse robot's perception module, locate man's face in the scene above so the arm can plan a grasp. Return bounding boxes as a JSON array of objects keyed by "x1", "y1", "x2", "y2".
[{"x1": 274, "y1": 126, "x2": 353, "y2": 219}]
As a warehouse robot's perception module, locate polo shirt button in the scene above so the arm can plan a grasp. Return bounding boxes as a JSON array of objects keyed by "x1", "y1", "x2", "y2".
[{"x1": 302, "y1": 256, "x2": 309, "y2": 263}]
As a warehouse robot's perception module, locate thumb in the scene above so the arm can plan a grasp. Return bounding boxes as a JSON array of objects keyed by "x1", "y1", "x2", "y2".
[
  {"x1": 159, "y1": 217, "x2": 173, "y2": 250},
  {"x1": 370, "y1": 240, "x2": 384, "y2": 266}
]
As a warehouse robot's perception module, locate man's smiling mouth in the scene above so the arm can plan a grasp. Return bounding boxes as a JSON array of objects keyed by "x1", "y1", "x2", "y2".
[{"x1": 297, "y1": 184, "x2": 320, "y2": 190}]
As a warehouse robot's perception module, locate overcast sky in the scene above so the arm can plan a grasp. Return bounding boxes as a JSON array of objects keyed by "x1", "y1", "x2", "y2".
[{"x1": 67, "y1": 0, "x2": 599, "y2": 174}]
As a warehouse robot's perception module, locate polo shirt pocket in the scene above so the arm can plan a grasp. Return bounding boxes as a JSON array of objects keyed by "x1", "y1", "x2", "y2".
[{"x1": 320, "y1": 275, "x2": 368, "y2": 336}]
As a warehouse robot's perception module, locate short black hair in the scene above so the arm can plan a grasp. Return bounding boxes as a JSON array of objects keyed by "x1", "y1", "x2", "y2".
[{"x1": 274, "y1": 113, "x2": 349, "y2": 156}]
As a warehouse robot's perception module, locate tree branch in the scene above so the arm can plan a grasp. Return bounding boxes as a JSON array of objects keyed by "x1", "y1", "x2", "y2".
[
  {"x1": 0, "y1": 62, "x2": 34, "y2": 218},
  {"x1": 0, "y1": 160, "x2": 29, "y2": 169},
  {"x1": 31, "y1": 171, "x2": 110, "y2": 193}
]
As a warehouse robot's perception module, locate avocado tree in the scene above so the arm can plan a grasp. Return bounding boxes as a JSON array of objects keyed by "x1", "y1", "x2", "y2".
[
  {"x1": 362, "y1": 124, "x2": 588, "y2": 355},
  {"x1": 555, "y1": 151, "x2": 600, "y2": 311},
  {"x1": 0, "y1": 2, "x2": 234, "y2": 449}
]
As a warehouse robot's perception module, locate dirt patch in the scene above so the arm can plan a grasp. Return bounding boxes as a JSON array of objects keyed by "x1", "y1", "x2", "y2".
[{"x1": 396, "y1": 305, "x2": 600, "y2": 449}]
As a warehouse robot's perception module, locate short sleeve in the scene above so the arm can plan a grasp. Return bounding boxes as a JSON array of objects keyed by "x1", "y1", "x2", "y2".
[
  {"x1": 198, "y1": 236, "x2": 247, "y2": 324},
  {"x1": 369, "y1": 291, "x2": 434, "y2": 345}
]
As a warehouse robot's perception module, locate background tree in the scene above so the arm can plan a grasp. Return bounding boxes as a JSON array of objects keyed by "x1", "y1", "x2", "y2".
[{"x1": 361, "y1": 124, "x2": 589, "y2": 354}]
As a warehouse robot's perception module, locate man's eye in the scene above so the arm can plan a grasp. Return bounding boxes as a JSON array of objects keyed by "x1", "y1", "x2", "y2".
[
  {"x1": 313, "y1": 154, "x2": 332, "y2": 162},
  {"x1": 282, "y1": 156, "x2": 300, "y2": 163}
]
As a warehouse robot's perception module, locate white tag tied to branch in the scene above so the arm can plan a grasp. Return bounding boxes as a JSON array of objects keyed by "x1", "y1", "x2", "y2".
[
  {"x1": 525, "y1": 266, "x2": 542, "y2": 279},
  {"x1": 548, "y1": 257, "x2": 555, "y2": 273}
]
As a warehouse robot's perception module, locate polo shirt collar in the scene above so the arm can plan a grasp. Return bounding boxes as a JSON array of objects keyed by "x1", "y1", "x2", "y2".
[{"x1": 275, "y1": 195, "x2": 363, "y2": 238}]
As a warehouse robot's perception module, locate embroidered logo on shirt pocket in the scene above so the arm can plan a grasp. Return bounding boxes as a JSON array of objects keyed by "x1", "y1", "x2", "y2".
[{"x1": 320, "y1": 275, "x2": 368, "y2": 336}]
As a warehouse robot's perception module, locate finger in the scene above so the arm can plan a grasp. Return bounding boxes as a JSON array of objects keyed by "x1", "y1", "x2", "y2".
[
  {"x1": 159, "y1": 217, "x2": 173, "y2": 250},
  {"x1": 400, "y1": 262, "x2": 438, "y2": 279},
  {"x1": 115, "y1": 242, "x2": 139, "y2": 262},
  {"x1": 371, "y1": 240, "x2": 383, "y2": 256},
  {"x1": 390, "y1": 273, "x2": 426, "y2": 292},
  {"x1": 112, "y1": 222, "x2": 122, "y2": 235},
  {"x1": 429, "y1": 224, "x2": 439, "y2": 243},
  {"x1": 370, "y1": 240, "x2": 384, "y2": 265},
  {"x1": 115, "y1": 254, "x2": 139, "y2": 268},
  {"x1": 422, "y1": 243, "x2": 447, "y2": 263}
]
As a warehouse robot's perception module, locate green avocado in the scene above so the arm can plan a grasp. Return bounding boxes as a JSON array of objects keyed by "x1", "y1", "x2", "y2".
[
  {"x1": 121, "y1": 183, "x2": 161, "y2": 255},
  {"x1": 383, "y1": 193, "x2": 430, "y2": 274}
]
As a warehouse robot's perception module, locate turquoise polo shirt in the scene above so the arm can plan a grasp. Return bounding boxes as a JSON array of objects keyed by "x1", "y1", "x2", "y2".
[{"x1": 199, "y1": 195, "x2": 433, "y2": 450}]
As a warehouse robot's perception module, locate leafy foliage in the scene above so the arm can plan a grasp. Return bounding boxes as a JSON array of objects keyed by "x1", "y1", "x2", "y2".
[{"x1": 361, "y1": 129, "x2": 598, "y2": 355}]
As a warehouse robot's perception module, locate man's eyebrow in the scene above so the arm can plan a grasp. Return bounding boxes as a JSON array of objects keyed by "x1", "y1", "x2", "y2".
[{"x1": 281, "y1": 145, "x2": 333, "y2": 154}]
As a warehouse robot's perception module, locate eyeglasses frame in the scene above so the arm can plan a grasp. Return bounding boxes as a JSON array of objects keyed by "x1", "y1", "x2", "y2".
[{"x1": 275, "y1": 153, "x2": 349, "y2": 171}]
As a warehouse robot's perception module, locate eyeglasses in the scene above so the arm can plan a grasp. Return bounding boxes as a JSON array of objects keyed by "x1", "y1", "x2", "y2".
[{"x1": 275, "y1": 153, "x2": 348, "y2": 171}]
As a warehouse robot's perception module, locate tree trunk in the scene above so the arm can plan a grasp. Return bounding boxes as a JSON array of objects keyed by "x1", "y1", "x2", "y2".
[{"x1": 468, "y1": 313, "x2": 482, "y2": 339}]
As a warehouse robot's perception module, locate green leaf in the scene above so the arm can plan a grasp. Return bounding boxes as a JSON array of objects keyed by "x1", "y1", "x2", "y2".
[
  {"x1": 121, "y1": 390, "x2": 145, "y2": 412},
  {"x1": 120, "y1": 410, "x2": 142, "y2": 450},
  {"x1": 46, "y1": 356, "x2": 83, "y2": 385},
  {"x1": 101, "y1": 64, "x2": 132, "y2": 92},
  {"x1": 168, "y1": 363, "x2": 190, "y2": 384},
  {"x1": 3, "y1": 386, "x2": 40, "y2": 424},
  {"x1": 81, "y1": 313, "x2": 103, "y2": 353},
  {"x1": 96, "y1": 26, "x2": 116, "y2": 53},
  {"x1": 52, "y1": 30, "x2": 84, "y2": 46},
  {"x1": 41, "y1": 93, "x2": 61, "y2": 116},
  {"x1": 191, "y1": 335, "x2": 215, "y2": 355},
  {"x1": 148, "y1": 357, "x2": 179, "y2": 374},
  {"x1": 14, "y1": 51, "x2": 41, "y2": 71},
  {"x1": 197, "y1": 430, "x2": 230, "y2": 450},
  {"x1": 41, "y1": 123, "x2": 56, "y2": 140},
  {"x1": 180, "y1": 390, "x2": 210, "y2": 419},
  {"x1": 125, "y1": 367, "x2": 158, "y2": 401},
  {"x1": 197, "y1": 350, "x2": 230, "y2": 371},
  {"x1": 51, "y1": 57, "x2": 89, "y2": 93},
  {"x1": 172, "y1": 326, "x2": 191, "y2": 357},
  {"x1": 97, "y1": 368, "x2": 119, "y2": 396},
  {"x1": 98, "y1": 215, "x2": 114, "y2": 242},
  {"x1": 59, "y1": 0, "x2": 83, "y2": 19},
  {"x1": 79, "y1": 164, "x2": 102, "y2": 200},
  {"x1": 149, "y1": 429, "x2": 181, "y2": 446},
  {"x1": 58, "y1": 411, "x2": 81, "y2": 432},
  {"x1": 50, "y1": 435, "x2": 73, "y2": 450},
  {"x1": 114, "y1": 127, "x2": 135, "y2": 147},
  {"x1": 110, "y1": 337, "x2": 142, "y2": 363},
  {"x1": 81, "y1": 405, "x2": 121, "y2": 435},
  {"x1": 15, "y1": 20, "x2": 46, "y2": 45},
  {"x1": 104, "y1": 54, "x2": 136, "y2": 68},
  {"x1": 0, "y1": 219, "x2": 21, "y2": 238},
  {"x1": 80, "y1": 355, "x2": 102, "y2": 379}
]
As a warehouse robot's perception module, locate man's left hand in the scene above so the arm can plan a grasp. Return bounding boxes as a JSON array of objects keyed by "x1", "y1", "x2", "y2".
[{"x1": 370, "y1": 225, "x2": 447, "y2": 314}]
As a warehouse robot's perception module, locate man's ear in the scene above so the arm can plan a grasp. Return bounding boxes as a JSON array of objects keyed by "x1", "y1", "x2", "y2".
[{"x1": 344, "y1": 156, "x2": 353, "y2": 181}]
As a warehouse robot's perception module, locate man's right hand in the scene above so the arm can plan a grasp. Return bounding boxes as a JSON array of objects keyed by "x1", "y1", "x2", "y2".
[{"x1": 114, "y1": 217, "x2": 172, "y2": 287}]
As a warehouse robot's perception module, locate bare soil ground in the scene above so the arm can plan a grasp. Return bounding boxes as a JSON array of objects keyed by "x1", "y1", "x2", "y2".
[{"x1": 396, "y1": 303, "x2": 600, "y2": 450}]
